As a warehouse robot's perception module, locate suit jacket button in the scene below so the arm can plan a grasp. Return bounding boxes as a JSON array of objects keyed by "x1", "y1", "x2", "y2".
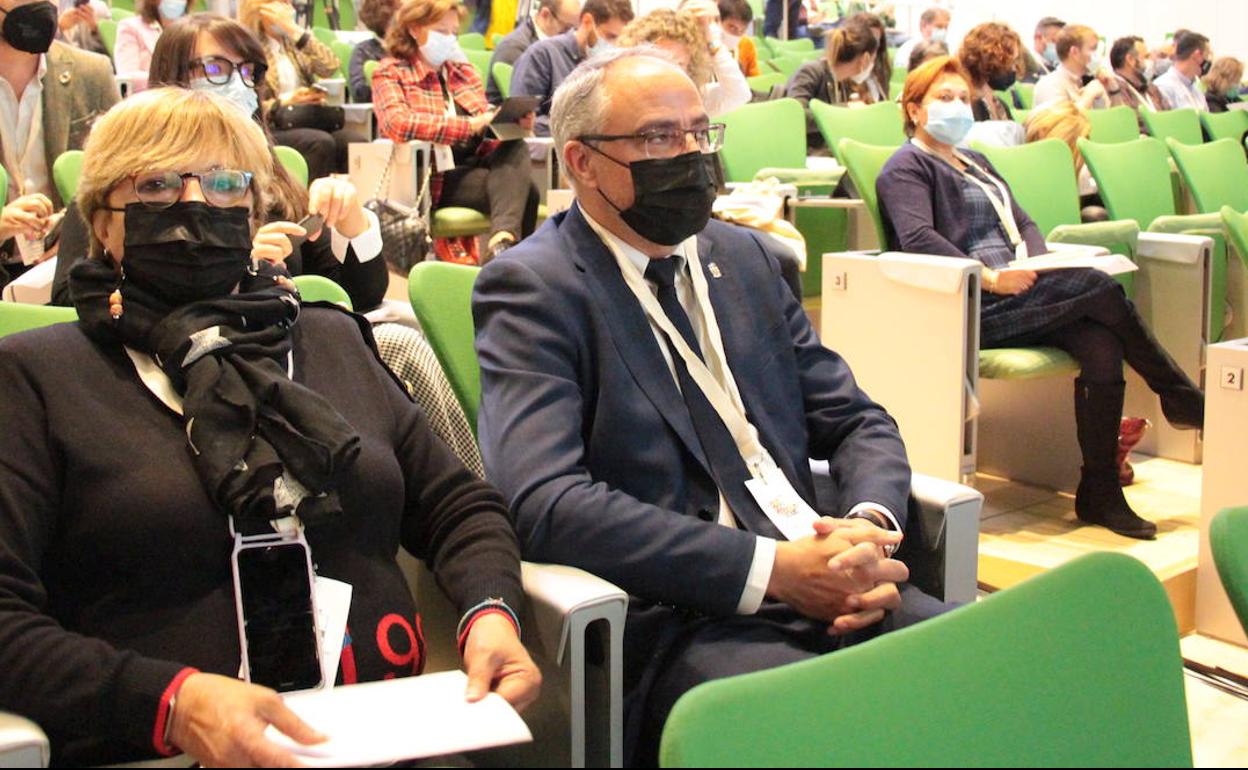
[{"x1": 697, "y1": 508, "x2": 716, "y2": 522}]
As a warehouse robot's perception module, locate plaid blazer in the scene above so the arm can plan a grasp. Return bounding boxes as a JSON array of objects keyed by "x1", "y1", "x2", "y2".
[{"x1": 372, "y1": 56, "x2": 498, "y2": 203}]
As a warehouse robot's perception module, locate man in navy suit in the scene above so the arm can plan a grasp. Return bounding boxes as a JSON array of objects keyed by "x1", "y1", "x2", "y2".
[{"x1": 474, "y1": 47, "x2": 950, "y2": 766}]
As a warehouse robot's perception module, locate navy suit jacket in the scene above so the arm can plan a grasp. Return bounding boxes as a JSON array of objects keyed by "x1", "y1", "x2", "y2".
[{"x1": 473, "y1": 204, "x2": 910, "y2": 618}]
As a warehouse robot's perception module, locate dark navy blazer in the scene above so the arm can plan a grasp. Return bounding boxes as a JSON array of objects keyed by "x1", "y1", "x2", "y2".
[{"x1": 473, "y1": 203, "x2": 911, "y2": 618}]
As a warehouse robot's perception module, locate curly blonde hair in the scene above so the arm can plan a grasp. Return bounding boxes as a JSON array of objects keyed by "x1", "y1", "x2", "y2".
[
  {"x1": 617, "y1": 9, "x2": 711, "y2": 88},
  {"x1": 1203, "y1": 56, "x2": 1245, "y2": 96}
]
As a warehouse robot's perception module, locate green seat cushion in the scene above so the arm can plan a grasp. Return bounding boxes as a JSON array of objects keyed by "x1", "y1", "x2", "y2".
[
  {"x1": 431, "y1": 207, "x2": 491, "y2": 237},
  {"x1": 979, "y1": 347, "x2": 1080, "y2": 380}
]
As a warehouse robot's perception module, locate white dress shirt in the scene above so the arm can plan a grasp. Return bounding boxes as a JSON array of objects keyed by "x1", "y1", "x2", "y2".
[
  {"x1": 702, "y1": 45, "x2": 752, "y2": 117},
  {"x1": 1153, "y1": 67, "x2": 1208, "y2": 113},
  {"x1": 0, "y1": 55, "x2": 50, "y2": 203},
  {"x1": 581, "y1": 209, "x2": 898, "y2": 614},
  {"x1": 329, "y1": 208, "x2": 383, "y2": 264}
]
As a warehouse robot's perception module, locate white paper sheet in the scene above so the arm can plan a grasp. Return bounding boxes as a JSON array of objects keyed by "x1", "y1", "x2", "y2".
[
  {"x1": 312, "y1": 576, "x2": 352, "y2": 690},
  {"x1": 1004, "y1": 250, "x2": 1139, "y2": 276},
  {"x1": 267, "y1": 671, "x2": 533, "y2": 767}
]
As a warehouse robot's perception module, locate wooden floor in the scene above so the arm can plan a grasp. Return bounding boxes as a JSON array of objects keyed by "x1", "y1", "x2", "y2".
[{"x1": 976, "y1": 453, "x2": 1202, "y2": 631}]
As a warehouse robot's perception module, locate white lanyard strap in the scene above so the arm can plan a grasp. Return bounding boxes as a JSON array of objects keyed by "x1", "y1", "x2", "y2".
[
  {"x1": 614, "y1": 246, "x2": 771, "y2": 477},
  {"x1": 912, "y1": 137, "x2": 1026, "y2": 257}
]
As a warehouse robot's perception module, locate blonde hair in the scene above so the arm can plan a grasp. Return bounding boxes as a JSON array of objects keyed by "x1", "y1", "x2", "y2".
[
  {"x1": 1203, "y1": 56, "x2": 1245, "y2": 96},
  {"x1": 238, "y1": 0, "x2": 278, "y2": 39},
  {"x1": 1025, "y1": 102, "x2": 1092, "y2": 173},
  {"x1": 78, "y1": 88, "x2": 276, "y2": 258},
  {"x1": 617, "y1": 10, "x2": 711, "y2": 88},
  {"x1": 385, "y1": 0, "x2": 464, "y2": 61}
]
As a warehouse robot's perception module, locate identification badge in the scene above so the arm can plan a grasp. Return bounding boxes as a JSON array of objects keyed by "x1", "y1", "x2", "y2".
[
  {"x1": 433, "y1": 144, "x2": 455, "y2": 173},
  {"x1": 744, "y1": 452, "x2": 821, "y2": 541}
]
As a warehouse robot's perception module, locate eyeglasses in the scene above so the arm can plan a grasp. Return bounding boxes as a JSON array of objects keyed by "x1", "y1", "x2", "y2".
[
  {"x1": 190, "y1": 56, "x2": 268, "y2": 88},
  {"x1": 578, "y1": 124, "x2": 727, "y2": 159},
  {"x1": 110, "y1": 170, "x2": 255, "y2": 210}
]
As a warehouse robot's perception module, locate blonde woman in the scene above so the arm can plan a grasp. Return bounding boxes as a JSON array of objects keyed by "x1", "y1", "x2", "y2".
[
  {"x1": 0, "y1": 88, "x2": 539, "y2": 766},
  {"x1": 239, "y1": 0, "x2": 347, "y2": 180},
  {"x1": 1024, "y1": 102, "x2": 1094, "y2": 196},
  {"x1": 1202, "y1": 56, "x2": 1245, "y2": 113}
]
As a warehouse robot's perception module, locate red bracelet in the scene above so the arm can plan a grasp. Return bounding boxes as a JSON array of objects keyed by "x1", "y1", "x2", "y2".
[
  {"x1": 456, "y1": 608, "x2": 521, "y2": 656},
  {"x1": 152, "y1": 667, "x2": 198, "y2": 757}
]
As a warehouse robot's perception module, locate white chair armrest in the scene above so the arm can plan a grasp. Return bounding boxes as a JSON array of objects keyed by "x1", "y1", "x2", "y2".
[
  {"x1": 1138, "y1": 231, "x2": 1214, "y2": 264},
  {"x1": 0, "y1": 712, "x2": 48, "y2": 769},
  {"x1": 520, "y1": 563, "x2": 626, "y2": 665}
]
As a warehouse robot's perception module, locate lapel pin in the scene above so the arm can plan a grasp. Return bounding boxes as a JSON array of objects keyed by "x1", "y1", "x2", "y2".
[{"x1": 708, "y1": 262, "x2": 722, "y2": 278}]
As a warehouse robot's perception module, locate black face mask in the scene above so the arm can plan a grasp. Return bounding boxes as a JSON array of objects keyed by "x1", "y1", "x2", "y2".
[
  {"x1": 1080, "y1": 73, "x2": 1096, "y2": 88},
  {"x1": 0, "y1": 1, "x2": 57, "y2": 54},
  {"x1": 592, "y1": 149, "x2": 718, "y2": 247},
  {"x1": 1200, "y1": 59, "x2": 1212, "y2": 77},
  {"x1": 120, "y1": 202, "x2": 254, "y2": 307},
  {"x1": 988, "y1": 70, "x2": 1017, "y2": 92}
]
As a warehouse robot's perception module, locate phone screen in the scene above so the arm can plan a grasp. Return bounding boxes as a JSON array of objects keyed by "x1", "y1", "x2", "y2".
[{"x1": 236, "y1": 543, "x2": 322, "y2": 693}]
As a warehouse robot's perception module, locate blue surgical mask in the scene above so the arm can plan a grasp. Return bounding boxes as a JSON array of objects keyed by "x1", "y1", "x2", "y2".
[
  {"x1": 1043, "y1": 42, "x2": 1058, "y2": 66},
  {"x1": 589, "y1": 27, "x2": 613, "y2": 57},
  {"x1": 930, "y1": 27, "x2": 947, "y2": 44},
  {"x1": 923, "y1": 99, "x2": 974, "y2": 145},
  {"x1": 159, "y1": 0, "x2": 187, "y2": 20},
  {"x1": 191, "y1": 71, "x2": 260, "y2": 119},
  {"x1": 421, "y1": 30, "x2": 466, "y2": 69}
]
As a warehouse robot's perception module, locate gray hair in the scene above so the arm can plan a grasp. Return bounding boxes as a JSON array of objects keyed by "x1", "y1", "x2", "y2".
[{"x1": 550, "y1": 44, "x2": 684, "y2": 159}]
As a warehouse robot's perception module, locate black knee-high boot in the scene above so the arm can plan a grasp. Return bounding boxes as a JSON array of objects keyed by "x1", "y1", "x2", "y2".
[
  {"x1": 1107, "y1": 307, "x2": 1204, "y2": 429},
  {"x1": 1074, "y1": 379, "x2": 1158, "y2": 540}
]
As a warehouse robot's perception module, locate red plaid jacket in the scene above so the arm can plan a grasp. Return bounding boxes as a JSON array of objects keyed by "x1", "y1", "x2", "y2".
[{"x1": 372, "y1": 55, "x2": 499, "y2": 203}]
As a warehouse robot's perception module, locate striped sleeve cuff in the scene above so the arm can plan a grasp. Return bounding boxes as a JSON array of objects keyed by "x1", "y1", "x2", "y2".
[{"x1": 455, "y1": 599, "x2": 521, "y2": 656}]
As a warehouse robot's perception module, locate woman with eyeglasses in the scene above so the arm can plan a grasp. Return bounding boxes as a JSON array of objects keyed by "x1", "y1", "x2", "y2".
[
  {"x1": 112, "y1": 0, "x2": 194, "y2": 92},
  {"x1": 0, "y1": 88, "x2": 540, "y2": 767},
  {"x1": 374, "y1": 0, "x2": 540, "y2": 262}
]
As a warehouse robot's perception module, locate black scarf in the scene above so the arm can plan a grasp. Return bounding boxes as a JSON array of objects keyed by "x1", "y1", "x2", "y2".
[{"x1": 68, "y1": 257, "x2": 361, "y2": 534}]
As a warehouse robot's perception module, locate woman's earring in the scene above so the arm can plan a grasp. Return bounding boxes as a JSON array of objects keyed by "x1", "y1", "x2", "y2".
[{"x1": 109, "y1": 266, "x2": 125, "y2": 321}]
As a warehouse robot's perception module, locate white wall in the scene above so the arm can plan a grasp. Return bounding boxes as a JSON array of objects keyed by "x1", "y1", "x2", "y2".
[{"x1": 893, "y1": 0, "x2": 1248, "y2": 61}]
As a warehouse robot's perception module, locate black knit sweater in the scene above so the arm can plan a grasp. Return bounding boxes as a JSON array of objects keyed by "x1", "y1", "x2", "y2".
[{"x1": 0, "y1": 307, "x2": 524, "y2": 766}]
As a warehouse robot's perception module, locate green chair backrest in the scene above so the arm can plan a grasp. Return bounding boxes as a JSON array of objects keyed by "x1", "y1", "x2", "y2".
[
  {"x1": 98, "y1": 18, "x2": 118, "y2": 58},
  {"x1": 810, "y1": 100, "x2": 905, "y2": 163},
  {"x1": 489, "y1": 32, "x2": 504, "y2": 49},
  {"x1": 458, "y1": 32, "x2": 487, "y2": 50},
  {"x1": 0, "y1": 162, "x2": 7, "y2": 207},
  {"x1": 1220, "y1": 206, "x2": 1248, "y2": 270},
  {"x1": 312, "y1": 26, "x2": 336, "y2": 47},
  {"x1": 1015, "y1": 82, "x2": 1035, "y2": 109},
  {"x1": 745, "y1": 72, "x2": 786, "y2": 93},
  {"x1": 109, "y1": 6, "x2": 133, "y2": 20},
  {"x1": 973, "y1": 139, "x2": 1080, "y2": 237},
  {"x1": 408, "y1": 262, "x2": 482, "y2": 430},
  {"x1": 1086, "y1": 106, "x2": 1140, "y2": 144},
  {"x1": 492, "y1": 61, "x2": 513, "y2": 99},
  {"x1": 464, "y1": 48, "x2": 493, "y2": 82},
  {"x1": 363, "y1": 59, "x2": 379, "y2": 85},
  {"x1": 331, "y1": 39, "x2": 354, "y2": 82},
  {"x1": 0, "y1": 303, "x2": 77, "y2": 338},
  {"x1": 766, "y1": 36, "x2": 815, "y2": 54},
  {"x1": 836, "y1": 138, "x2": 899, "y2": 247},
  {"x1": 1168, "y1": 137, "x2": 1248, "y2": 214},
  {"x1": 1211, "y1": 507, "x2": 1248, "y2": 636},
  {"x1": 52, "y1": 150, "x2": 84, "y2": 204},
  {"x1": 109, "y1": 0, "x2": 134, "y2": 10},
  {"x1": 718, "y1": 98, "x2": 806, "y2": 182},
  {"x1": 1013, "y1": 108, "x2": 1031, "y2": 125},
  {"x1": 1141, "y1": 107, "x2": 1204, "y2": 147},
  {"x1": 1079, "y1": 137, "x2": 1176, "y2": 226},
  {"x1": 273, "y1": 145, "x2": 309, "y2": 188},
  {"x1": 1200, "y1": 110, "x2": 1248, "y2": 143},
  {"x1": 660, "y1": 552, "x2": 1192, "y2": 768},
  {"x1": 767, "y1": 54, "x2": 807, "y2": 78},
  {"x1": 292, "y1": 275, "x2": 352, "y2": 310}
]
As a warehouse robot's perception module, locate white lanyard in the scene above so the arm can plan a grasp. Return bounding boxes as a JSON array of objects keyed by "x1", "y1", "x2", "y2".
[
  {"x1": 612, "y1": 242, "x2": 773, "y2": 479},
  {"x1": 912, "y1": 137, "x2": 1028, "y2": 259}
]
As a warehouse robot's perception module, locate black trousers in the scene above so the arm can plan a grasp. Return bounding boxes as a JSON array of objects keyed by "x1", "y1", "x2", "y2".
[
  {"x1": 270, "y1": 126, "x2": 352, "y2": 183},
  {"x1": 631, "y1": 586, "x2": 955, "y2": 767},
  {"x1": 438, "y1": 139, "x2": 540, "y2": 242}
]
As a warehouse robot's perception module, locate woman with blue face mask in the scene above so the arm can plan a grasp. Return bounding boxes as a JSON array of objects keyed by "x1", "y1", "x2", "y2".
[
  {"x1": 112, "y1": 0, "x2": 193, "y2": 91},
  {"x1": 784, "y1": 15, "x2": 879, "y2": 154},
  {"x1": 373, "y1": 0, "x2": 541, "y2": 262},
  {"x1": 877, "y1": 56, "x2": 1204, "y2": 541}
]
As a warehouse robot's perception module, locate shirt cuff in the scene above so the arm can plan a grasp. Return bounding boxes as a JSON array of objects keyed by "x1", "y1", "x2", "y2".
[
  {"x1": 329, "y1": 207, "x2": 382, "y2": 264},
  {"x1": 846, "y1": 501, "x2": 901, "y2": 533},
  {"x1": 735, "y1": 536, "x2": 777, "y2": 615}
]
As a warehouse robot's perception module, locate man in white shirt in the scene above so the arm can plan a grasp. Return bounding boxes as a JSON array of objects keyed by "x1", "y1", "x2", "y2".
[
  {"x1": 0, "y1": 0, "x2": 117, "y2": 284},
  {"x1": 1153, "y1": 30, "x2": 1211, "y2": 113},
  {"x1": 893, "y1": 7, "x2": 949, "y2": 72},
  {"x1": 1034, "y1": 23, "x2": 1110, "y2": 110},
  {"x1": 475, "y1": 46, "x2": 950, "y2": 766}
]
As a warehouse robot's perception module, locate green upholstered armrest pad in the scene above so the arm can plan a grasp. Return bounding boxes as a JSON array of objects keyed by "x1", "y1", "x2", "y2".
[
  {"x1": 1048, "y1": 219, "x2": 1140, "y2": 253},
  {"x1": 1148, "y1": 212, "x2": 1223, "y2": 235},
  {"x1": 979, "y1": 347, "x2": 1080, "y2": 380}
]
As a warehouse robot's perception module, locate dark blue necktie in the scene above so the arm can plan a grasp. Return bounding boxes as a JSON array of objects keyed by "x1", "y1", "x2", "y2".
[{"x1": 644, "y1": 257, "x2": 776, "y2": 537}]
